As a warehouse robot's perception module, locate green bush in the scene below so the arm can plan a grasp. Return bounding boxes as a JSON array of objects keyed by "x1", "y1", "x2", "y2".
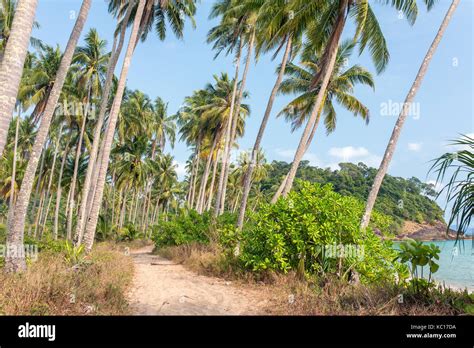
[
  {"x1": 151, "y1": 210, "x2": 237, "y2": 248},
  {"x1": 238, "y1": 181, "x2": 407, "y2": 284},
  {"x1": 152, "y1": 210, "x2": 212, "y2": 247}
]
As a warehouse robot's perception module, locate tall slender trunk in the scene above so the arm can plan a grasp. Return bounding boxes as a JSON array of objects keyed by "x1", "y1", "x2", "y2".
[
  {"x1": 32, "y1": 189, "x2": 45, "y2": 238},
  {"x1": 83, "y1": 0, "x2": 146, "y2": 252},
  {"x1": 9, "y1": 113, "x2": 21, "y2": 208},
  {"x1": 69, "y1": 110, "x2": 88, "y2": 242},
  {"x1": 196, "y1": 133, "x2": 218, "y2": 213},
  {"x1": 277, "y1": 0, "x2": 348, "y2": 201},
  {"x1": 272, "y1": 105, "x2": 323, "y2": 203},
  {"x1": 54, "y1": 140, "x2": 70, "y2": 240},
  {"x1": 0, "y1": 0, "x2": 39, "y2": 156},
  {"x1": 220, "y1": 30, "x2": 255, "y2": 215},
  {"x1": 214, "y1": 37, "x2": 243, "y2": 217},
  {"x1": 27, "y1": 141, "x2": 46, "y2": 236},
  {"x1": 206, "y1": 149, "x2": 219, "y2": 212},
  {"x1": 5, "y1": 0, "x2": 92, "y2": 273},
  {"x1": 74, "y1": 3, "x2": 134, "y2": 242},
  {"x1": 237, "y1": 35, "x2": 292, "y2": 229},
  {"x1": 38, "y1": 125, "x2": 63, "y2": 237},
  {"x1": 360, "y1": 0, "x2": 459, "y2": 229},
  {"x1": 189, "y1": 141, "x2": 201, "y2": 209}
]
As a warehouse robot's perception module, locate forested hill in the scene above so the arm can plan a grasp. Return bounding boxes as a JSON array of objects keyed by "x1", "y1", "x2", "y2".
[{"x1": 260, "y1": 161, "x2": 445, "y2": 234}]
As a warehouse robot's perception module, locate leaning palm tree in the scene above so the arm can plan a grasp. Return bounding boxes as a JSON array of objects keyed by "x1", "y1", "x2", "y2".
[
  {"x1": 361, "y1": 0, "x2": 460, "y2": 229},
  {"x1": 236, "y1": 0, "x2": 307, "y2": 229},
  {"x1": 276, "y1": 0, "x2": 432, "y2": 200},
  {"x1": 429, "y1": 134, "x2": 473, "y2": 239},
  {"x1": 82, "y1": 0, "x2": 197, "y2": 250},
  {"x1": 0, "y1": 0, "x2": 39, "y2": 157},
  {"x1": 270, "y1": 40, "x2": 373, "y2": 202},
  {"x1": 73, "y1": 1, "x2": 135, "y2": 243},
  {"x1": 5, "y1": 0, "x2": 92, "y2": 273}
]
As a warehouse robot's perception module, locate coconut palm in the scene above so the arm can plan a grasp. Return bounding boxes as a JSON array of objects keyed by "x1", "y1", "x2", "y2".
[
  {"x1": 236, "y1": 0, "x2": 307, "y2": 229},
  {"x1": 361, "y1": 0, "x2": 459, "y2": 229},
  {"x1": 276, "y1": 0, "x2": 433, "y2": 201},
  {"x1": 429, "y1": 134, "x2": 473, "y2": 239},
  {"x1": 6, "y1": 0, "x2": 92, "y2": 273},
  {"x1": 0, "y1": 0, "x2": 39, "y2": 157},
  {"x1": 270, "y1": 40, "x2": 374, "y2": 202}
]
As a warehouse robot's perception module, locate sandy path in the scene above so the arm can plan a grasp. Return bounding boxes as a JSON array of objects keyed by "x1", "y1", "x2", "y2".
[{"x1": 127, "y1": 245, "x2": 269, "y2": 315}]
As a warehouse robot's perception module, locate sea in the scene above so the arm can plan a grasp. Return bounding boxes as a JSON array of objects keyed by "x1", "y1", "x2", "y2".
[{"x1": 394, "y1": 240, "x2": 474, "y2": 292}]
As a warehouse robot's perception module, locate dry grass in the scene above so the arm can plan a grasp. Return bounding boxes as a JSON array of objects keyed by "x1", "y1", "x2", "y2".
[
  {"x1": 0, "y1": 242, "x2": 134, "y2": 315},
  {"x1": 156, "y1": 243, "x2": 473, "y2": 316}
]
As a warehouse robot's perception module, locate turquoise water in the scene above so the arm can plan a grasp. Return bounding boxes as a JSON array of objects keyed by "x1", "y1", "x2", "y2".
[{"x1": 394, "y1": 240, "x2": 474, "y2": 292}]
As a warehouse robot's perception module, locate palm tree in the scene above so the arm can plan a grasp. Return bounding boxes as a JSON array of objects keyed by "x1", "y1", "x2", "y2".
[
  {"x1": 236, "y1": 0, "x2": 305, "y2": 229},
  {"x1": 82, "y1": 0, "x2": 146, "y2": 251},
  {"x1": 429, "y1": 134, "x2": 473, "y2": 238},
  {"x1": 0, "y1": 0, "x2": 39, "y2": 157},
  {"x1": 73, "y1": 1, "x2": 134, "y2": 243},
  {"x1": 208, "y1": 0, "x2": 248, "y2": 217},
  {"x1": 271, "y1": 40, "x2": 373, "y2": 202},
  {"x1": 361, "y1": 0, "x2": 460, "y2": 229},
  {"x1": 19, "y1": 44, "x2": 62, "y2": 124},
  {"x1": 0, "y1": 0, "x2": 41, "y2": 62},
  {"x1": 276, "y1": 0, "x2": 428, "y2": 200},
  {"x1": 5, "y1": 0, "x2": 92, "y2": 273},
  {"x1": 83, "y1": 0, "x2": 196, "y2": 251}
]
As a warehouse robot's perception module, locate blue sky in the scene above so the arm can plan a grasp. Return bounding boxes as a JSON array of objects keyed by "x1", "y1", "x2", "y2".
[{"x1": 34, "y1": 0, "x2": 472, "y2": 213}]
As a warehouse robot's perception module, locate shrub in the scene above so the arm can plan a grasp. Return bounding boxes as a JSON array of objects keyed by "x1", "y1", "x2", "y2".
[
  {"x1": 152, "y1": 210, "x2": 212, "y2": 247},
  {"x1": 238, "y1": 181, "x2": 407, "y2": 284}
]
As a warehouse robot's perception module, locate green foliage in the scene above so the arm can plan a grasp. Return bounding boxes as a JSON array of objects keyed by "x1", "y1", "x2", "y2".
[
  {"x1": 151, "y1": 210, "x2": 238, "y2": 248},
  {"x1": 396, "y1": 239, "x2": 440, "y2": 292},
  {"x1": 152, "y1": 210, "x2": 212, "y2": 247},
  {"x1": 116, "y1": 224, "x2": 143, "y2": 242},
  {"x1": 239, "y1": 181, "x2": 407, "y2": 284},
  {"x1": 261, "y1": 161, "x2": 444, "y2": 233},
  {"x1": 63, "y1": 241, "x2": 86, "y2": 266}
]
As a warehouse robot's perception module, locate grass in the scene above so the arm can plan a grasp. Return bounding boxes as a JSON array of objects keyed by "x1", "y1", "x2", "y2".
[
  {"x1": 156, "y1": 243, "x2": 474, "y2": 316},
  {"x1": 0, "y1": 242, "x2": 134, "y2": 315}
]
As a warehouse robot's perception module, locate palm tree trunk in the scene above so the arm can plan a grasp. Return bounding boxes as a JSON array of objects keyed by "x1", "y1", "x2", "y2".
[
  {"x1": 69, "y1": 111, "x2": 88, "y2": 243},
  {"x1": 189, "y1": 142, "x2": 201, "y2": 209},
  {"x1": 220, "y1": 30, "x2": 255, "y2": 215},
  {"x1": 38, "y1": 125, "x2": 63, "y2": 237},
  {"x1": 214, "y1": 37, "x2": 243, "y2": 217},
  {"x1": 54, "y1": 140, "x2": 70, "y2": 240},
  {"x1": 9, "y1": 113, "x2": 21, "y2": 208},
  {"x1": 0, "y1": 0, "x2": 39, "y2": 156},
  {"x1": 27, "y1": 141, "x2": 46, "y2": 236},
  {"x1": 206, "y1": 150, "x2": 219, "y2": 212},
  {"x1": 196, "y1": 133, "x2": 218, "y2": 213},
  {"x1": 5, "y1": 0, "x2": 91, "y2": 273},
  {"x1": 272, "y1": 96, "x2": 325, "y2": 203},
  {"x1": 32, "y1": 189, "x2": 45, "y2": 238},
  {"x1": 360, "y1": 0, "x2": 459, "y2": 229},
  {"x1": 83, "y1": 0, "x2": 146, "y2": 252},
  {"x1": 74, "y1": 3, "x2": 134, "y2": 242},
  {"x1": 236, "y1": 35, "x2": 293, "y2": 229},
  {"x1": 278, "y1": 0, "x2": 348, "y2": 200}
]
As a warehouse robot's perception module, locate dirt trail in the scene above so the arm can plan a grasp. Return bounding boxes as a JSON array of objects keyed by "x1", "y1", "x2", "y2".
[{"x1": 127, "y1": 245, "x2": 269, "y2": 315}]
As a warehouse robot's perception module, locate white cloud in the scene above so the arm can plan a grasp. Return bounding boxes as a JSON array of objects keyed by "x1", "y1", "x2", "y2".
[
  {"x1": 408, "y1": 142, "x2": 423, "y2": 152},
  {"x1": 275, "y1": 146, "x2": 381, "y2": 170},
  {"x1": 328, "y1": 146, "x2": 369, "y2": 161}
]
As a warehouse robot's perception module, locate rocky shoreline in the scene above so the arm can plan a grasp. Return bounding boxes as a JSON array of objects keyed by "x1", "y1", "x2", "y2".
[{"x1": 394, "y1": 221, "x2": 473, "y2": 241}]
